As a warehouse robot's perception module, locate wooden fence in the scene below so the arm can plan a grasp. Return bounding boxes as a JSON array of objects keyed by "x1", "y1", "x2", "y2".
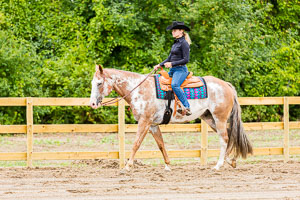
[{"x1": 0, "y1": 97, "x2": 299, "y2": 168}]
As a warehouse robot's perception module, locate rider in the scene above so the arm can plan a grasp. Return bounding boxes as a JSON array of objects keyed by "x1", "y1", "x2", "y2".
[{"x1": 154, "y1": 21, "x2": 192, "y2": 116}]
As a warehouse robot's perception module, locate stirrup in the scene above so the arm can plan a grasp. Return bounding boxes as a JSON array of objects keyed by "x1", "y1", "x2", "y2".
[
  {"x1": 185, "y1": 108, "x2": 192, "y2": 116},
  {"x1": 177, "y1": 107, "x2": 192, "y2": 116}
]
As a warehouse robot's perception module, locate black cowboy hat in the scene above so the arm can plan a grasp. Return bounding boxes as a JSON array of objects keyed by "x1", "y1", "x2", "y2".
[{"x1": 166, "y1": 21, "x2": 190, "y2": 31}]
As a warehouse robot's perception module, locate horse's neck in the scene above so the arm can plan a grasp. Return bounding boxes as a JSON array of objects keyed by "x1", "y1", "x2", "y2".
[{"x1": 106, "y1": 68, "x2": 145, "y2": 98}]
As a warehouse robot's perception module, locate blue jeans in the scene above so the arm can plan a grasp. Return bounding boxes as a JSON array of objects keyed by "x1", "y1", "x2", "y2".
[{"x1": 168, "y1": 66, "x2": 190, "y2": 109}]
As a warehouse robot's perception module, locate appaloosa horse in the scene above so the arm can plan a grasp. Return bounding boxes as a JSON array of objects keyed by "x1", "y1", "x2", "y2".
[{"x1": 90, "y1": 64, "x2": 253, "y2": 171}]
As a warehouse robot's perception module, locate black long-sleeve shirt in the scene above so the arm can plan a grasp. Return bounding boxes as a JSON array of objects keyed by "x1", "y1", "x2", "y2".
[{"x1": 160, "y1": 36, "x2": 190, "y2": 67}]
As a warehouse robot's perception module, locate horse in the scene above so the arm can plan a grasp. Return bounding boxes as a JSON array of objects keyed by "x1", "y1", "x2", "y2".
[{"x1": 89, "y1": 64, "x2": 253, "y2": 171}]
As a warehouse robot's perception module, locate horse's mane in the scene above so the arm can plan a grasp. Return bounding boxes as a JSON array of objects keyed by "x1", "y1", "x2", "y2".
[{"x1": 104, "y1": 68, "x2": 147, "y2": 77}]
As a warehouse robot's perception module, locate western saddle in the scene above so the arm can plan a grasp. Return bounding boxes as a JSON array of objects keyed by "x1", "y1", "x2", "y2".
[
  {"x1": 157, "y1": 68, "x2": 203, "y2": 116},
  {"x1": 158, "y1": 69, "x2": 203, "y2": 91}
]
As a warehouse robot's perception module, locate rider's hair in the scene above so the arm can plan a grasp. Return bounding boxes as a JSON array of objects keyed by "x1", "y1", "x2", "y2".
[{"x1": 183, "y1": 31, "x2": 192, "y2": 45}]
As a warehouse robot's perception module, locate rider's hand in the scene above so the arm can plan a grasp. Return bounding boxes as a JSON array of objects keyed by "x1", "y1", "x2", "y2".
[
  {"x1": 154, "y1": 64, "x2": 161, "y2": 70},
  {"x1": 164, "y1": 62, "x2": 172, "y2": 68}
]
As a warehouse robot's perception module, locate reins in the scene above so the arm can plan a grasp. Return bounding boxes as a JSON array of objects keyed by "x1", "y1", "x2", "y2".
[{"x1": 100, "y1": 68, "x2": 158, "y2": 106}]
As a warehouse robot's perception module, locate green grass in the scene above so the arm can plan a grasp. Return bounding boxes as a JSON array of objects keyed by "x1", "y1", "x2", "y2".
[
  {"x1": 34, "y1": 138, "x2": 64, "y2": 146},
  {"x1": 0, "y1": 135, "x2": 14, "y2": 145},
  {"x1": 100, "y1": 135, "x2": 117, "y2": 144},
  {"x1": 83, "y1": 139, "x2": 96, "y2": 147},
  {"x1": 208, "y1": 135, "x2": 219, "y2": 143},
  {"x1": 177, "y1": 135, "x2": 199, "y2": 148},
  {"x1": 0, "y1": 161, "x2": 27, "y2": 167}
]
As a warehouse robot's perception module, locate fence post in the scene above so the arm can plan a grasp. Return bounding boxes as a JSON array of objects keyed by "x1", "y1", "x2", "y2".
[
  {"x1": 118, "y1": 99, "x2": 126, "y2": 169},
  {"x1": 284, "y1": 97, "x2": 289, "y2": 162},
  {"x1": 201, "y1": 119, "x2": 208, "y2": 165},
  {"x1": 26, "y1": 97, "x2": 33, "y2": 167}
]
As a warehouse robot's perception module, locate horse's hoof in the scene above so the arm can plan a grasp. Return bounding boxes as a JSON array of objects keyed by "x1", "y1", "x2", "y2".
[
  {"x1": 225, "y1": 157, "x2": 231, "y2": 165},
  {"x1": 119, "y1": 169, "x2": 126, "y2": 175},
  {"x1": 225, "y1": 158, "x2": 237, "y2": 168},
  {"x1": 231, "y1": 160, "x2": 236, "y2": 168},
  {"x1": 213, "y1": 165, "x2": 220, "y2": 171},
  {"x1": 125, "y1": 165, "x2": 131, "y2": 171},
  {"x1": 164, "y1": 164, "x2": 171, "y2": 171}
]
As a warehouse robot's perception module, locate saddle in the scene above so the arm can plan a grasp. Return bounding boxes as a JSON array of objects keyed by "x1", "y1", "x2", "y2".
[
  {"x1": 157, "y1": 68, "x2": 204, "y2": 120},
  {"x1": 158, "y1": 69, "x2": 203, "y2": 91}
]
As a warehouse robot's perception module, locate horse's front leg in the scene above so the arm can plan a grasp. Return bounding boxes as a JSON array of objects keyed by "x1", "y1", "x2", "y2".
[
  {"x1": 149, "y1": 125, "x2": 171, "y2": 171},
  {"x1": 125, "y1": 117, "x2": 151, "y2": 171}
]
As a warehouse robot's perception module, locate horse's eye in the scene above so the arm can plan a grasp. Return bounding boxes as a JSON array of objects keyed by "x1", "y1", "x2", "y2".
[{"x1": 97, "y1": 83, "x2": 102, "y2": 87}]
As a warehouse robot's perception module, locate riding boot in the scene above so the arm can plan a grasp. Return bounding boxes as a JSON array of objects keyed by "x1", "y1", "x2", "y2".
[
  {"x1": 177, "y1": 107, "x2": 192, "y2": 116},
  {"x1": 185, "y1": 108, "x2": 192, "y2": 116}
]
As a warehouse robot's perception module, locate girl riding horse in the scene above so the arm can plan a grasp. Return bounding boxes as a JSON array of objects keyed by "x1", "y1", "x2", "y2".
[
  {"x1": 154, "y1": 21, "x2": 192, "y2": 116},
  {"x1": 90, "y1": 22, "x2": 253, "y2": 171}
]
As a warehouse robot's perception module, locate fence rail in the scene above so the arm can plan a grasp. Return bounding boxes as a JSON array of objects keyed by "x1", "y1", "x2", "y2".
[{"x1": 0, "y1": 97, "x2": 300, "y2": 168}]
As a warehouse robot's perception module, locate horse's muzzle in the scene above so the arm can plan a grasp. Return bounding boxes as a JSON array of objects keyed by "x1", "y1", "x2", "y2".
[{"x1": 90, "y1": 98, "x2": 102, "y2": 109}]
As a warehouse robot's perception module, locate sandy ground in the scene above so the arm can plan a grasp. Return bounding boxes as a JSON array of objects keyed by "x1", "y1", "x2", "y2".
[
  {"x1": 0, "y1": 160, "x2": 300, "y2": 200},
  {"x1": 1, "y1": 130, "x2": 300, "y2": 199}
]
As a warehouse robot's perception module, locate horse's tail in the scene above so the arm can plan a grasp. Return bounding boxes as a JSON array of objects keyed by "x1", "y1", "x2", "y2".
[{"x1": 227, "y1": 83, "x2": 253, "y2": 159}]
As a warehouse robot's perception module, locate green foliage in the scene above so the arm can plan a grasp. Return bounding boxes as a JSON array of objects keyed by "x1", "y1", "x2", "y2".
[
  {"x1": 0, "y1": 29, "x2": 41, "y2": 124},
  {"x1": 0, "y1": 0, "x2": 299, "y2": 124}
]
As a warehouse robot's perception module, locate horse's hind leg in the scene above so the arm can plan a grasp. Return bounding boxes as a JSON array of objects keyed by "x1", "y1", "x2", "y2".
[
  {"x1": 225, "y1": 149, "x2": 238, "y2": 168},
  {"x1": 149, "y1": 125, "x2": 171, "y2": 171},
  {"x1": 225, "y1": 155, "x2": 237, "y2": 168},
  {"x1": 214, "y1": 120, "x2": 229, "y2": 170},
  {"x1": 201, "y1": 110, "x2": 228, "y2": 169},
  {"x1": 200, "y1": 110, "x2": 217, "y2": 132}
]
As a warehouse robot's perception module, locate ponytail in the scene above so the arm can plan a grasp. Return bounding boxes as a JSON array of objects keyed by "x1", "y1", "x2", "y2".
[{"x1": 183, "y1": 32, "x2": 192, "y2": 45}]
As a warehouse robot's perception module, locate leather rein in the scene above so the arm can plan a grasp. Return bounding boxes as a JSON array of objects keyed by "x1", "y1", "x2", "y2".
[{"x1": 100, "y1": 68, "x2": 158, "y2": 106}]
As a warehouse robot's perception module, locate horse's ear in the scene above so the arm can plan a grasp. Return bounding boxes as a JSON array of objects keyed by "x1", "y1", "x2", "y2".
[
  {"x1": 99, "y1": 64, "x2": 104, "y2": 74},
  {"x1": 95, "y1": 64, "x2": 104, "y2": 74}
]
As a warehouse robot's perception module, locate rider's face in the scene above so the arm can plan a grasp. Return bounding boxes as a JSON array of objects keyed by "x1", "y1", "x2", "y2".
[{"x1": 172, "y1": 29, "x2": 184, "y2": 38}]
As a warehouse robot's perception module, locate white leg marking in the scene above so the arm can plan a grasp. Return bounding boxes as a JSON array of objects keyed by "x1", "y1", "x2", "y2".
[
  {"x1": 125, "y1": 159, "x2": 134, "y2": 171},
  {"x1": 225, "y1": 156, "x2": 232, "y2": 165},
  {"x1": 164, "y1": 164, "x2": 171, "y2": 171},
  {"x1": 214, "y1": 135, "x2": 227, "y2": 170}
]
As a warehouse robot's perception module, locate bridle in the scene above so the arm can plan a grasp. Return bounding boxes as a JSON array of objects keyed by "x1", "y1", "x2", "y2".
[{"x1": 99, "y1": 67, "x2": 159, "y2": 106}]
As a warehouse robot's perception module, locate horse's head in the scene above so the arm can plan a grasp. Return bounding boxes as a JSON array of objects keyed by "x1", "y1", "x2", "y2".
[{"x1": 89, "y1": 64, "x2": 114, "y2": 109}]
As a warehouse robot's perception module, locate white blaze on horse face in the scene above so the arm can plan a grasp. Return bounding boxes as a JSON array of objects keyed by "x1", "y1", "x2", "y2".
[
  {"x1": 90, "y1": 71, "x2": 116, "y2": 109},
  {"x1": 90, "y1": 76, "x2": 103, "y2": 109}
]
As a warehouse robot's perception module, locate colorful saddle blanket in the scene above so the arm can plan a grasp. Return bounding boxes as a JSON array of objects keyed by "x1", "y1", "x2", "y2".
[{"x1": 154, "y1": 74, "x2": 208, "y2": 100}]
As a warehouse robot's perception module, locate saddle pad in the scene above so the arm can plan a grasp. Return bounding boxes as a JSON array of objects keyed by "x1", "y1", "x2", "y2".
[{"x1": 154, "y1": 74, "x2": 208, "y2": 100}]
